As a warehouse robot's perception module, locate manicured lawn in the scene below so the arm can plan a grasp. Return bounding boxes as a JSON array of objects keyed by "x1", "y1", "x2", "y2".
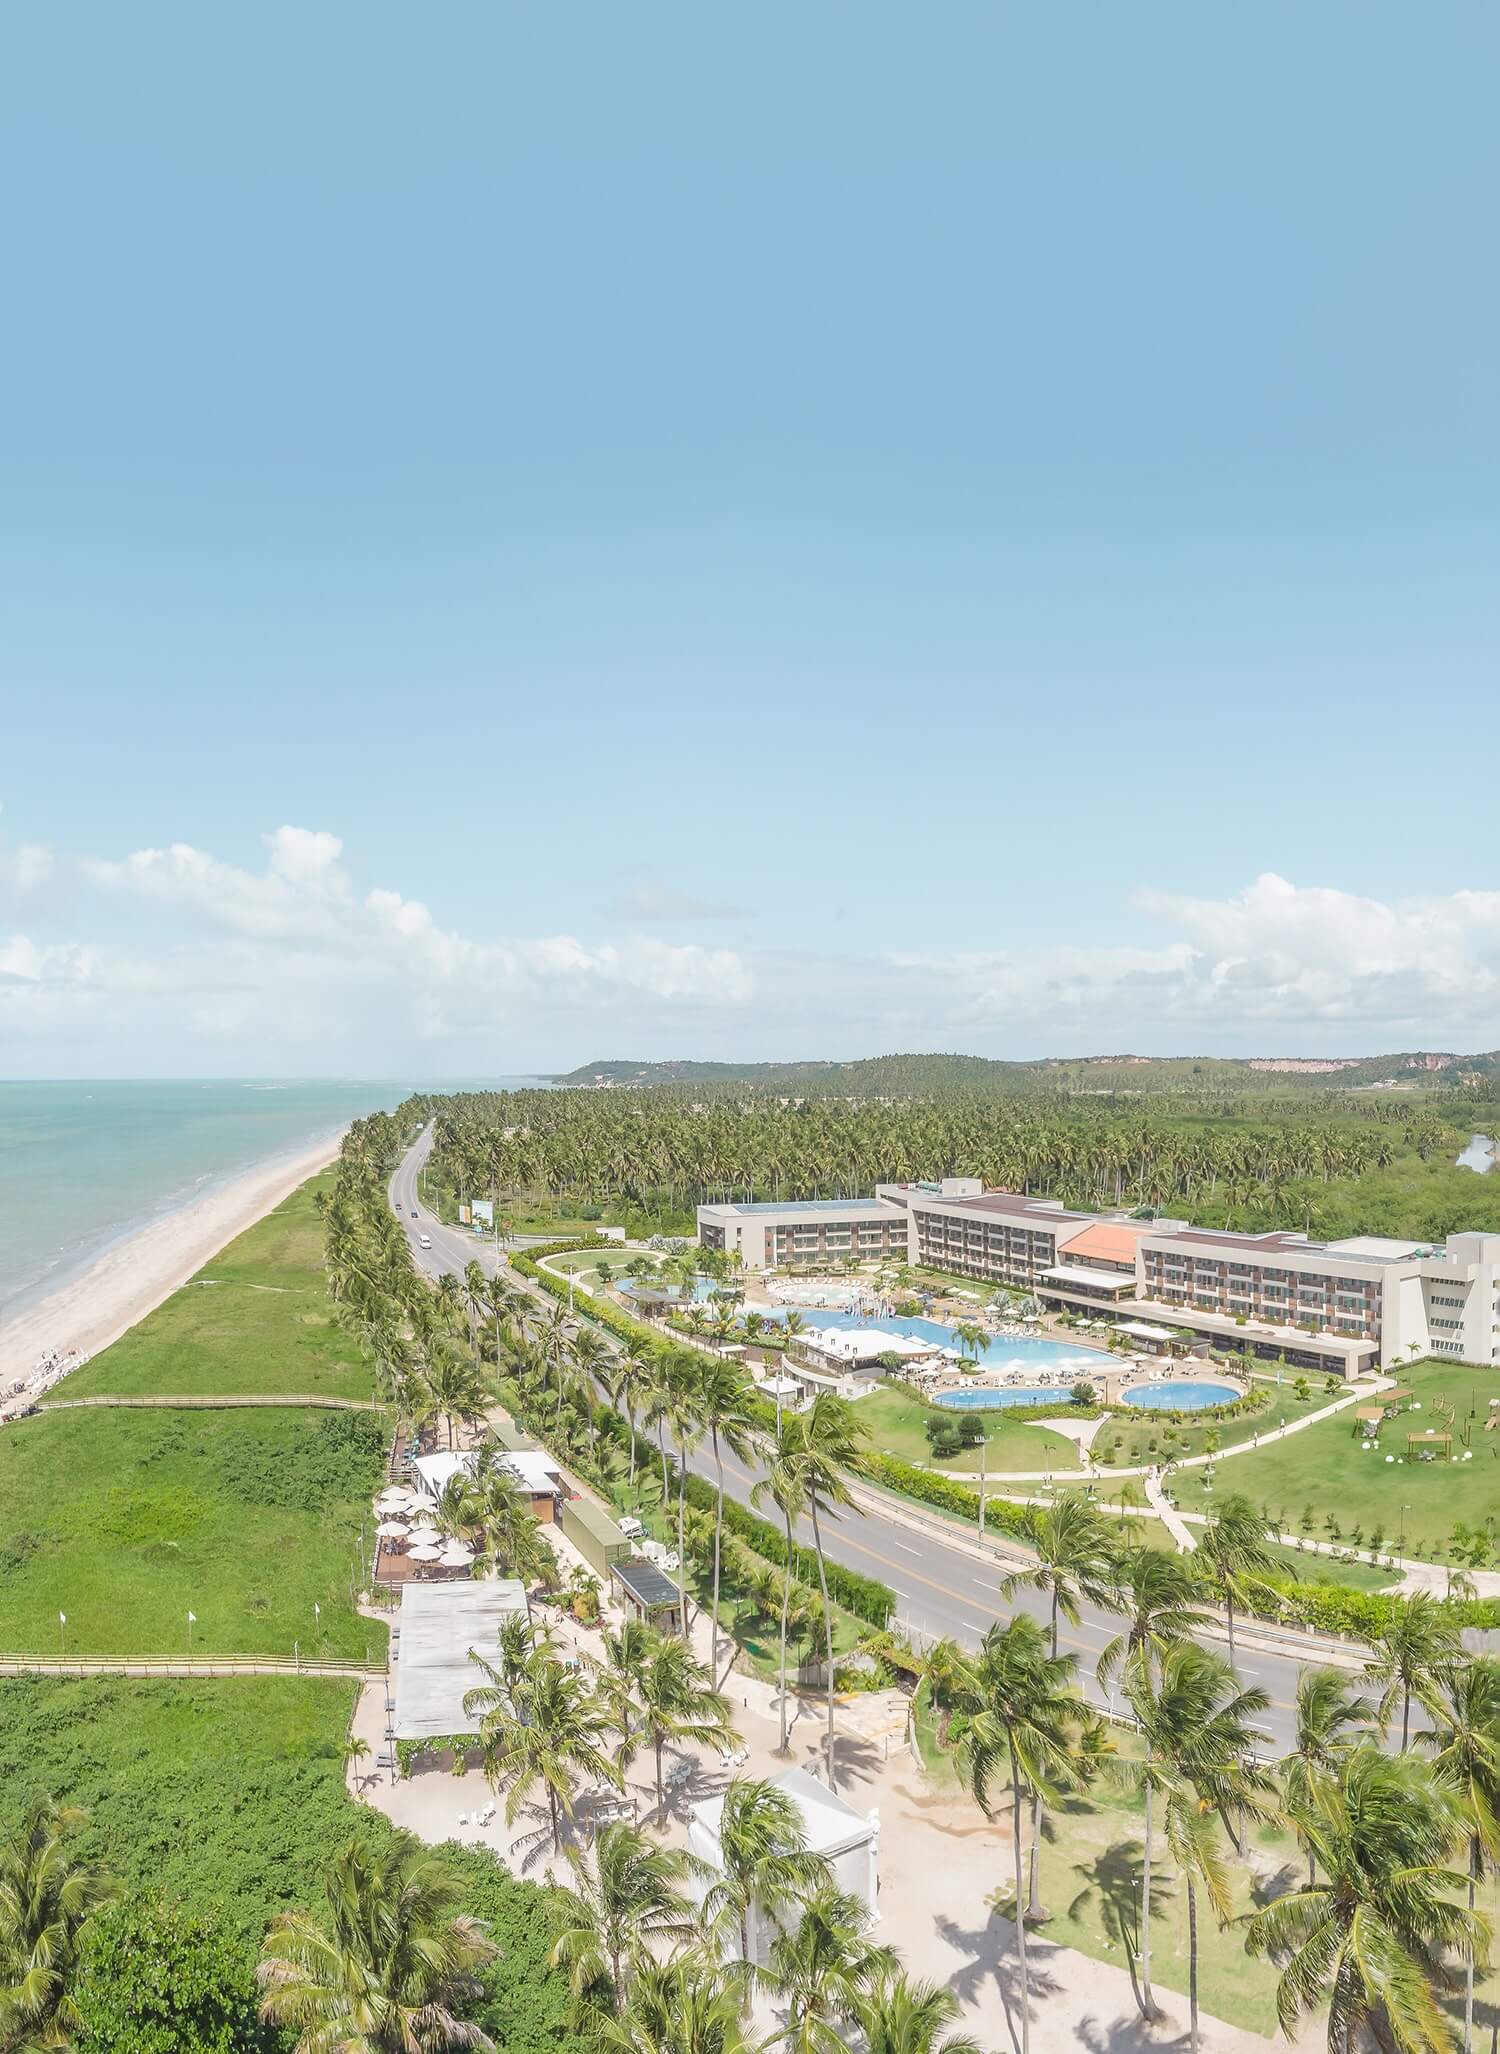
[
  {"x1": 1165, "y1": 1361, "x2": 1500, "y2": 1559},
  {"x1": 65, "y1": 1173, "x2": 373, "y2": 1401},
  {"x1": 860, "y1": 1384, "x2": 1083, "y2": 1475},
  {"x1": 0, "y1": 1407, "x2": 387, "y2": 1658},
  {"x1": 548, "y1": 1248, "x2": 659, "y2": 1280},
  {"x1": 1089, "y1": 1370, "x2": 1337, "y2": 1471}
]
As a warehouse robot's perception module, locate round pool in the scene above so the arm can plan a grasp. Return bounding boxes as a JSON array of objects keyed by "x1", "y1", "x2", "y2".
[
  {"x1": 1123, "y1": 1379, "x2": 1240, "y2": 1412},
  {"x1": 934, "y1": 1386, "x2": 1062, "y2": 1411}
]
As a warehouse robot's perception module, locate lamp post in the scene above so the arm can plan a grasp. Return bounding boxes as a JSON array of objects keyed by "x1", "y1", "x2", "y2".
[{"x1": 1399, "y1": 1503, "x2": 1412, "y2": 1552}]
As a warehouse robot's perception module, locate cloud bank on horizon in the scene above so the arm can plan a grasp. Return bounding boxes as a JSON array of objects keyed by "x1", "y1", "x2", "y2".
[{"x1": 1, "y1": 824, "x2": 1496, "y2": 1074}]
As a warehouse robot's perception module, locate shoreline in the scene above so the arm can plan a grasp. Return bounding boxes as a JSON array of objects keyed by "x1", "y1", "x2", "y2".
[{"x1": 0, "y1": 1135, "x2": 346, "y2": 1395}]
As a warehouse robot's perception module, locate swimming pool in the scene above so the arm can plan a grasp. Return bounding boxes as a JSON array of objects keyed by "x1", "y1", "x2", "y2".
[
  {"x1": 1123, "y1": 1379, "x2": 1240, "y2": 1412},
  {"x1": 756, "y1": 1307, "x2": 1108, "y2": 1376},
  {"x1": 934, "y1": 1385, "x2": 1064, "y2": 1410}
]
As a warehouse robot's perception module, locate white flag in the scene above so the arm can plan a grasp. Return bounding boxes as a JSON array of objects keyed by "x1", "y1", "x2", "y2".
[
  {"x1": 313, "y1": 1602, "x2": 321, "y2": 1618},
  {"x1": 59, "y1": 1612, "x2": 66, "y2": 1625},
  {"x1": 188, "y1": 1612, "x2": 197, "y2": 1624}
]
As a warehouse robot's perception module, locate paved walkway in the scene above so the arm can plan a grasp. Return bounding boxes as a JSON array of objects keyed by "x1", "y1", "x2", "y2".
[{"x1": 1144, "y1": 1470, "x2": 1198, "y2": 1552}]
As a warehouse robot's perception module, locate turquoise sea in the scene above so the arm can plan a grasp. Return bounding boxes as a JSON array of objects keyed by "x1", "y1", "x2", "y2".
[{"x1": 0, "y1": 1078, "x2": 541, "y2": 1319}]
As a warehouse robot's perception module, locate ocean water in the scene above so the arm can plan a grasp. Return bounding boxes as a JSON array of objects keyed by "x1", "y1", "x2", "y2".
[{"x1": 0, "y1": 1078, "x2": 539, "y2": 1320}]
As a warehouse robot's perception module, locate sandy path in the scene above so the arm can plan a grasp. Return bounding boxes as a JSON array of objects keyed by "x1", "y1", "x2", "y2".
[{"x1": 0, "y1": 1135, "x2": 344, "y2": 1392}]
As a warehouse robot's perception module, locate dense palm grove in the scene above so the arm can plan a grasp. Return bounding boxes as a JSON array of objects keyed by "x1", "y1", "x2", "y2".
[
  {"x1": 423, "y1": 1085, "x2": 1489, "y2": 1236},
  {"x1": 12, "y1": 1110, "x2": 1500, "y2": 2054}
]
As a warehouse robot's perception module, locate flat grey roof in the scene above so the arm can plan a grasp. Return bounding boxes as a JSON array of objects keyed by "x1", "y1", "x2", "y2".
[
  {"x1": 612, "y1": 1557, "x2": 680, "y2": 1609},
  {"x1": 392, "y1": 1578, "x2": 528, "y2": 1741}
]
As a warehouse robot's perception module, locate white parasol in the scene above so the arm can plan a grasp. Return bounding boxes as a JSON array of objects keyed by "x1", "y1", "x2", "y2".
[
  {"x1": 375, "y1": 1521, "x2": 409, "y2": 1538},
  {"x1": 407, "y1": 1544, "x2": 443, "y2": 1563},
  {"x1": 439, "y1": 1542, "x2": 475, "y2": 1567}
]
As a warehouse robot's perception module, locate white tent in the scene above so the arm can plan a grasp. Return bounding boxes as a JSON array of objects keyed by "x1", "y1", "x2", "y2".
[
  {"x1": 392, "y1": 1578, "x2": 529, "y2": 1743},
  {"x1": 690, "y1": 1767, "x2": 878, "y2": 1963}
]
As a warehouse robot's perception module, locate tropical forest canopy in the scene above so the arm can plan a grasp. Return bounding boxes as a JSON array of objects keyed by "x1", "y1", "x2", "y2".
[{"x1": 423, "y1": 1069, "x2": 1500, "y2": 1244}]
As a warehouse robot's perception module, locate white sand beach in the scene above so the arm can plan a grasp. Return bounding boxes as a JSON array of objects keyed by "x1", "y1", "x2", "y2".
[{"x1": 0, "y1": 1136, "x2": 344, "y2": 1392}]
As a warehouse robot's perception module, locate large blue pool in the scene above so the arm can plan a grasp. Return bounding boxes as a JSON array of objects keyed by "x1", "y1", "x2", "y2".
[
  {"x1": 934, "y1": 1385, "x2": 1063, "y2": 1410},
  {"x1": 758, "y1": 1307, "x2": 1108, "y2": 1375},
  {"x1": 1123, "y1": 1379, "x2": 1240, "y2": 1412}
]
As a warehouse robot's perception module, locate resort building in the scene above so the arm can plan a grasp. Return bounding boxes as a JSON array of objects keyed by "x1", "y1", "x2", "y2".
[
  {"x1": 690, "y1": 1767, "x2": 879, "y2": 1964},
  {"x1": 413, "y1": 1447, "x2": 564, "y2": 1523},
  {"x1": 698, "y1": 1178, "x2": 1500, "y2": 1377},
  {"x1": 785, "y1": 1325, "x2": 941, "y2": 1399},
  {"x1": 696, "y1": 1196, "x2": 911, "y2": 1270}
]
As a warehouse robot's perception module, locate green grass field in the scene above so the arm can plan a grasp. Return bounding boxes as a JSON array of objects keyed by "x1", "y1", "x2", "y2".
[
  {"x1": 860, "y1": 1384, "x2": 1083, "y2": 1474},
  {"x1": 1165, "y1": 1361, "x2": 1500, "y2": 1559},
  {"x1": 65, "y1": 1173, "x2": 373, "y2": 1401},
  {"x1": 0, "y1": 1673, "x2": 370, "y2": 1941},
  {"x1": 0, "y1": 1407, "x2": 386, "y2": 1658},
  {"x1": 1090, "y1": 1371, "x2": 1335, "y2": 1471}
]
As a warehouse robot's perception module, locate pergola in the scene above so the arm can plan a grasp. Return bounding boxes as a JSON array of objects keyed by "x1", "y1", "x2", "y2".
[
  {"x1": 1353, "y1": 1406, "x2": 1385, "y2": 1437},
  {"x1": 1407, "y1": 1429, "x2": 1453, "y2": 1459}
]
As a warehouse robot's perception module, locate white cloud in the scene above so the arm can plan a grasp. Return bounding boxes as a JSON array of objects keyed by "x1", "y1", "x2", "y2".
[
  {"x1": 0, "y1": 841, "x2": 55, "y2": 896},
  {"x1": 5, "y1": 840, "x2": 1500, "y2": 1071},
  {"x1": 605, "y1": 885, "x2": 750, "y2": 922}
]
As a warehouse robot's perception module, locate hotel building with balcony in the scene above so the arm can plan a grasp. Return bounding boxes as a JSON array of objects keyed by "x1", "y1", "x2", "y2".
[{"x1": 699, "y1": 1181, "x2": 1500, "y2": 1378}]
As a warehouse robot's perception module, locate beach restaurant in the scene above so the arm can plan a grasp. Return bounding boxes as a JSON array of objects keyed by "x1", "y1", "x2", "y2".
[{"x1": 412, "y1": 1447, "x2": 564, "y2": 1524}]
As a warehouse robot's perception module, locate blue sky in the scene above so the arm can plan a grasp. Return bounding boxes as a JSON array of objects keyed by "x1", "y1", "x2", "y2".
[{"x1": 3, "y1": 4, "x2": 1498, "y2": 1075}]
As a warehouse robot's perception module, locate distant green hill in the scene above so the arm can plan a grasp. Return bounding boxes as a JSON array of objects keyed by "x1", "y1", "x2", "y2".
[{"x1": 551, "y1": 1049, "x2": 1500, "y2": 1095}]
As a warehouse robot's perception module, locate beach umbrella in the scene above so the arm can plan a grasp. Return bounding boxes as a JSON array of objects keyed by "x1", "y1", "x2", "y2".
[
  {"x1": 439, "y1": 1543, "x2": 475, "y2": 1567},
  {"x1": 375, "y1": 1520, "x2": 409, "y2": 1537},
  {"x1": 407, "y1": 1544, "x2": 442, "y2": 1563},
  {"x1": 407, "y1": 1527, "x2": 442, "y2": 1547}
]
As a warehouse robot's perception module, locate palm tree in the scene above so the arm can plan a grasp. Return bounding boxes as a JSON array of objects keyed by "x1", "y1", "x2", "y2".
[
  {"x1": 1127, "y1": 1641, "x2": 1276, "y2": 2051},
  {"x1": 1281, "y1": 1669, "x2": 1373, "y2": 1886},
  {"x1": 767, "y1": 1882, "x2": 894, "y2": 2054},
  {"x1": 634, "y1": 1635, "x2": 736, "y2": 1825},
  {"x1": 1420, "y1": 1657, "x2": 1500, "y2": 2053},
  {"x1": 593, "y1": 1616, "x2": 661, "y2": 1756},
  {"x1": 1246, "y1": 1744, "x2": 1485, "y2": 2054},
  {"x1": 857, "y1": 1964, "x2": 983, "y2": 2054},
  {"x1": 598, "y1": 1955, "x2": 765, "y2": 2054},
  {"x1": 551, "y1": 1821, "x2": 702, "y2": 2017},
  {"x1": 465, "y1": 1651, "x2": 619, "y2": 1859},
  {"x1": 1363, "y1": 1591, "x2": 1464, "y2": 1751},
  {"x1": 792, "y1": 1392, "x2": 867, "y2": 1791},
  {"x1": 1195, "y1": 1493, "x2": 1277, "y2": 1667},
  {"x1": 613, "y1": 1338, "x2": 654, "y2": 1490},
  {"x1": 695, "y1": 1358, "x2": 759, "y2": 1686},
  {"x1": 753, "y1": 1415, "x2": 809, "y2": 1756},
  {"x1": 950, "y1": 1321, "x2": 987, "y2": 1370},
  {"x1": 701, "y1": 1776, "x2": 828, "y2": 1971},
  {"x1": 1095, "y1": 1547, "x2": 1212, "y2": 2027},
  {"x1": 1001, "y1": 1495, "x2": 1117, "y2": 1917},
  {"x1": 344, "y1": 1734, "x2": 373, "y2": 1799},
  {"x1": 664, "y1": 1356, "x2": 706, "y2": 1639},
  {"x1": 0, "y1": 1797, "x2": 116, "y2": 2052},
  {"x1": 258, "y1": 1838, "x2": 496, "y2": 2053},
  {"x1": 1096, "y1": 1547, "x2": 1212, "y2": 1698},
  {"x1": 957, "y1": 1615, "x2": 1089, "y2": 2054}
]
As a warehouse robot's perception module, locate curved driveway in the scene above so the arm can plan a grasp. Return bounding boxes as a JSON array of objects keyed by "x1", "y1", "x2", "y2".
[{"x1": 390, "y1": 1131, "x2": 1341, "y2": 1750}]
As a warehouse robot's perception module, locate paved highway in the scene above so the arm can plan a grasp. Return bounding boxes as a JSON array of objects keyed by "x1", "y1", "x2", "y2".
[{"x1": 389, "y1": 1130, "x2": 1334, "y2": 1749}]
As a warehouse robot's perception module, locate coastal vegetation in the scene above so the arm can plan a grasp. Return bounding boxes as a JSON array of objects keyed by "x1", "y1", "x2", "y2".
[{"x1": 423, "y1": 1080, "x2": 1500, "y2": 1243}]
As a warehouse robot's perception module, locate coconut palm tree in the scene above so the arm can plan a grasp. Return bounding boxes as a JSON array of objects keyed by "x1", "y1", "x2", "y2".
[
  {"x1": 1096, "y1": 1547, "x2": 1212, "y2": 1698},
  {"x1": 792, "y1": 1392, "x2": 867, "y2": 1792},
  {"x1": 0, "y1": 1797, "x2": 116, "y2": 2052},
  {"x1": 1000, "y1": 1495, "x2": 1118, "y2": 1917},
  {"x1": 613, "y1": 1337, "x2": 655, "y2": 1490},
  {"x1": 1195, "y1": 1493, "x2": 1277, "y2": 1667},
  {"x1": 695, "y1": 1358, "x2": 760, "y2": 1686},
  {"x1": 465, "y1": 1651, "x2": 619, "y2": 1859},
  {"x1": 633, "y1": 1635, "x2": 736, "y2": 1826},
  {"x1": 1245, "y1": 1744, "x2": 1484, "y2": 2054},
  {"x1": 598, "y1": 1954, "x2": 765, "y2": 2054},
  {"x1": 1420, "y1": 1656, "x2": 1500, "y2": 2053},
  {"x1": 343, "y1": 1734, "x2": 372, "y2": 1799},
  {"x1": 664, "y1": 1356, "x2": 706, "y2": 1638},
  {"x1": 1363, "y1": 1592, "x2": 1465, "y2": 1751},
  {"x1": 700, "y1": 1777, "x2": 829, "y2": 1973},
  {"x1": 550, "y1": 1821, "x2": 703, "y2": 2017},
  {"x1": 767, "y1": 1882, "x2": 895, "y2": 2054},
  {"x1": 957, "y1": 1615, "x2": 1090, "y2": 2054},
  {"x1": 257, "y1": 1839, "x2": 496, "y2": 2053},
  {"x1": 1127, "y1": 1641, "x2": 1276, "y2": 2050},
  {"x1": 857, "y1": 1964, "x2": 983, "y2": 2054},
  {"x1": 1281, "y1": 1669, "x2": 1373, "y2": 1887},
  {"x1": 592, "y1": 1617, "x2": 660, "y2": 1757},
  {"x1": 752, "y1": 1416, "x2": 809, "y2": 1756}
]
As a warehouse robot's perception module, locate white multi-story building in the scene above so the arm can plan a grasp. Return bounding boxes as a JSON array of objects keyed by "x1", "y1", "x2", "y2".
[{"x1": 698, "y1": 1181, "x2": 1500, "y2": 1378}]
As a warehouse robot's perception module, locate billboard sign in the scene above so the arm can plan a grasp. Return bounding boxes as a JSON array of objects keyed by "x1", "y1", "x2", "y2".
[{"x1": 471, "y1": 1200, "x2": 494, "y2": 1226}]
